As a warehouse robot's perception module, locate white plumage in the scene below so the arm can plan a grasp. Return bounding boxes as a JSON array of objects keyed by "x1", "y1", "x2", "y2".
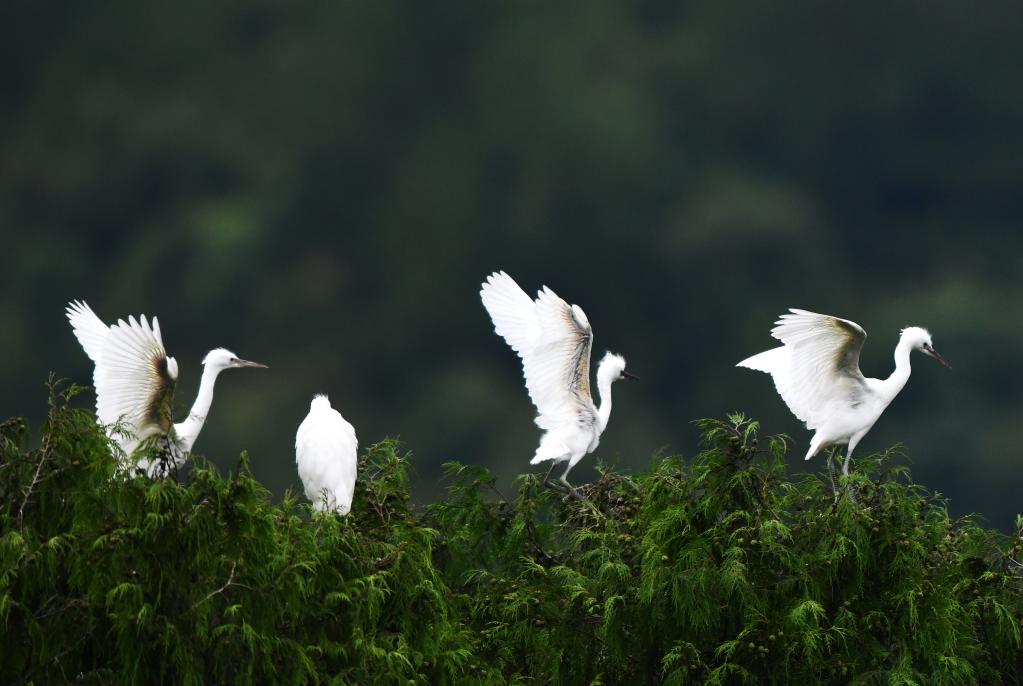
[
  {"x1": 295, "y1": 394, "x2": 358, "y2": 514},
  {"x1": 738, "y1": 308, "x2": 950, "y2": 476},
  {"x1": 480, "y1": 271, "x2": 636, "y2": 499},
  {"x1": 66, "y1": 300, "x2": 266, "y2": 476}
]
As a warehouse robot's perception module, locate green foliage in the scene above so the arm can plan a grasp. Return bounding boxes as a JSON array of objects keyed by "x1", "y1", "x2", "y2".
[
  {"x1": 2, "y1": 386, "x2": 1023, "y2": 684},
  {"x1": 1, "y1": 383, "x2": 470, "y2": 685}
]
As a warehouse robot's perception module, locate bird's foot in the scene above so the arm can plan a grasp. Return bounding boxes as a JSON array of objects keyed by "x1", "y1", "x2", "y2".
[
  {"x1": 544, "y1": 476, "x2": 587, "y2": 503},
  {"x1": 542, "y1": 478, "x2": 570, "y2": 495},
  {"x1": 566, "y1": 486, "x2": 587, "y2": 502}
]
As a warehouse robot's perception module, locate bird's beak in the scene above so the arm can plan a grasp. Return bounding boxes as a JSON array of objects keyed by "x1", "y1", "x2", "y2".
[
  {"x1": 622, "y1": 370, "x2": 640, "y2": 381},
  {"x1": 236, "y1": 358, "x2": 268, "y2": 369},
  {"x1": 926, "y1": 348, "x2": 951, "y2": 369}
]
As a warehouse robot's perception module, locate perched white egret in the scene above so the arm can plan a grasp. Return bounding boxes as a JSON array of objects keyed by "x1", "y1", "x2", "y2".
[
  {"x1": 480, "y1": 271, "x2": 637, "y2": 499},
  {"x1": 737, "y1": 308, "x2": 950, "y2": 477},
  {"x1": 295, "y1": 394, "x2": 358, "y2": 514},
  {"x1": 65, "y1": 300, "x2": 266, "y2": 476}
]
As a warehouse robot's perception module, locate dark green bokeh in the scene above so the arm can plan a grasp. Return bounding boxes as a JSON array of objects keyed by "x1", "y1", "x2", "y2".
[{"x1": 2, "y1": 2, "x2": 1021, "y2": 525}]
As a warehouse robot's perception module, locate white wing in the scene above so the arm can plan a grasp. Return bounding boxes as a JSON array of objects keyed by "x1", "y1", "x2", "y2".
[
  {"x1": 479, "y1": 271, "x2": 542, "y2": 354},
  {"x1": 296, "y1": 398, "x2": 358, "y2": 514},
  {"x1": 95, "y1": 314, "x2": 177, "y2": 447},
  {"x1": 480, "y1": 271, "x2": 595, "y2": 431},
  {"x1": 66, "y1": 300, "x2": 110, "y2": 364},
  {"x1": 738, "y1": 308, "x2": 867, "y2": 430}
]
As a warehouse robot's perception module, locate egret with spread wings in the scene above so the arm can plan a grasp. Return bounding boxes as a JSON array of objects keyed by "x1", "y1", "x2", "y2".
[
  {"x1": 66, "y1": 300, "x2": 266, "y2": 477},
  {"x1": 480, "y1": 271, "x2": 636, "y2": 500},
  {"x1": 738, "y1": 309, "x2": 950, "y2": 478}
]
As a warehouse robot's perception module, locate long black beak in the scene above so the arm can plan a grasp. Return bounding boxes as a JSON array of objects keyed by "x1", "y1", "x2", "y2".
[
  {"x1": 236, "y1": 358, "x2": 268, "y2": 369},
  {"x1": 622, "y1": 370, "x2": 640, "y2": 381},
  {"x1": 926, "y1": 349, "x2": 951, "y2": 369}
]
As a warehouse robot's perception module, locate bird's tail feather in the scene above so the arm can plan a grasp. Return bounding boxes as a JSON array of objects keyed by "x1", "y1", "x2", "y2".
[{"x1": 530, "y1": 442, "x2": 569, "y2": 464}]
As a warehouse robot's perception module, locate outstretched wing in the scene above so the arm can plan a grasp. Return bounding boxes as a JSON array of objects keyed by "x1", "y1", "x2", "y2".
[
  {"x1": 481, "y1": 272, "x2": 595, "y2": 431},
  {"x1": 95, "y1": 314, "x2": 177, "y2": 445},
  {"x1": 66, "y1": 300, "x2": 110, "y2": 364},
  {"x1": 479, "y1": 271, "x2": 543, "y2": 354},
  {"x1": 738, "y1": 308, "x2": 867, "y2": 430}
]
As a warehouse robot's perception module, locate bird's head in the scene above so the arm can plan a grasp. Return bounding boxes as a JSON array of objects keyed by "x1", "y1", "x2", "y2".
[
  {"x1": 597, "y1": 352, "x2": 639, "y2": 384},
  {"x1": 310, "y1": 394, "x2": 331, "y2": 410},
  {"x1": 900, "y1": 327, "x2": 951, "y2": 368},
  {"x1": 202, "y1": 348, "x2": 268, "y2": 371}
]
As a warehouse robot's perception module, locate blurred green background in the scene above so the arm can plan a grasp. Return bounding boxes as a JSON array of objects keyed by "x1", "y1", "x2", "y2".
[{"x1": 2, "y1": 2, "x2": 1021, "y2": 526}]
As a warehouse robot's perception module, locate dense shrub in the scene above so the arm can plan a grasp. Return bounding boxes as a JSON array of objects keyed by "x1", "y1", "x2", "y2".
[{"x1": 2, "y1": 382, "x2": 1021, "y2": 684}]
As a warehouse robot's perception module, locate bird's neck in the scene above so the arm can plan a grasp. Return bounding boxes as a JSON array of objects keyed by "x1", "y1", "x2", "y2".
[
  {"x1": 174, "y1": 364, "x2": 222, "y2": 452},
  {"x1": 595, "y1": 373, "x2": 614, "y2": 434},
  {"x1": 879, "y1": 336, "x2": 914, "y2": 401}
]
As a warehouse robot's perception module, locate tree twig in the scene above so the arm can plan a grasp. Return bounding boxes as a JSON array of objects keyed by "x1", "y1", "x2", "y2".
[
  {"x1": 191, "y1": 562, "x2": 244, "y2": 610},
  {"x1": 524, "y1": 519, "x2": 559, "y2": 565},
  {"x1": 19, "y1": 406, "x2": 57, "y2": 528}
]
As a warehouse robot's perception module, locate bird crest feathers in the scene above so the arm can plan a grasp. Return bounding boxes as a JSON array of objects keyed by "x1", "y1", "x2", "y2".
[
  {"x1": 598, "y1": 351, "x2": 626, "y2": 375},
  {"x1": 900, "y1": 326, "x2": 931, "y2": 338}
]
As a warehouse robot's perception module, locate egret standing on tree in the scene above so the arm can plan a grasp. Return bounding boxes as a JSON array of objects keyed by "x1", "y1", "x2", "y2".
[
  {"x1": 66, "y1": 300, "x2": 267, "y2": 477},
  {"x1": 480, "y1": 271, "x2": 637, "y2": 500},
  {"x1": 737, "y1": 309, "x2": 950, "y2": 479},
  {"x1": 295, "y1": 394, "x2": 358, "y2": 514}
]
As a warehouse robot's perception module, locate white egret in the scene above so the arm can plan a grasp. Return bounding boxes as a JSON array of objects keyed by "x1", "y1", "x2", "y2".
[
  {"x1": 737, "y1": 308, "x2": 950, "y2": 478},
  {"x1": 65, "y1": 300, "x2": 266, "y2": 476},
  {"x1": 480, "y1": 271, "x2": 637, "y2": 500},
  {"x1": 295, "y1": 394, "x2": 358, "y2": 514}
]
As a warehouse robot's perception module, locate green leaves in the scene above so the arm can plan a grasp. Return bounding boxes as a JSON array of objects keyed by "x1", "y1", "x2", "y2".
[
  {"x1": 0, "y1": 388, "x2": 470, "y2": 685},
  {"x1": 1, "y1": 391, "x2": 1022, "y2": 684},
  {"x1": 434, "y1": 414, "x2": 1023, "y2": 684}
]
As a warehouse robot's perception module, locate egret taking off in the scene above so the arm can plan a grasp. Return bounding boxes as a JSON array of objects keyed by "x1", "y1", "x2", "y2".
[
  {"x1": 737, "y1": 308, "x2": 950, "y2": 478},
  {"x1": 66, "y1": 300, "x2": 267, "y2": 477},
  {"x1": 295, "y1": 394, "x2": 359, "y2": 514},
  {"x1": 480, "y1": 271, "x2": 637, "y2": 500}
]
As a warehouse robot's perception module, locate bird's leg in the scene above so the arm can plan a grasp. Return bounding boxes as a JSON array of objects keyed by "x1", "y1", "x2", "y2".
[
  {"x1": 829, "y1": 447, "x2": 861, "y2": 505},
  {"x1": 560, "y1": 463, "x2": 586, "y2": 501},
  {"x1": 826, "y1": 448, "x2": 839, "y2": 498},
  {"x1": 544, "y1": 481, "x2": 571, "y2": 495},
  {"x1": 840, "y1": 449, "x2": 861, "y2": 505},
  {"x1": 541, "y1": 462, "x2": 569, "y2": 494}
]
